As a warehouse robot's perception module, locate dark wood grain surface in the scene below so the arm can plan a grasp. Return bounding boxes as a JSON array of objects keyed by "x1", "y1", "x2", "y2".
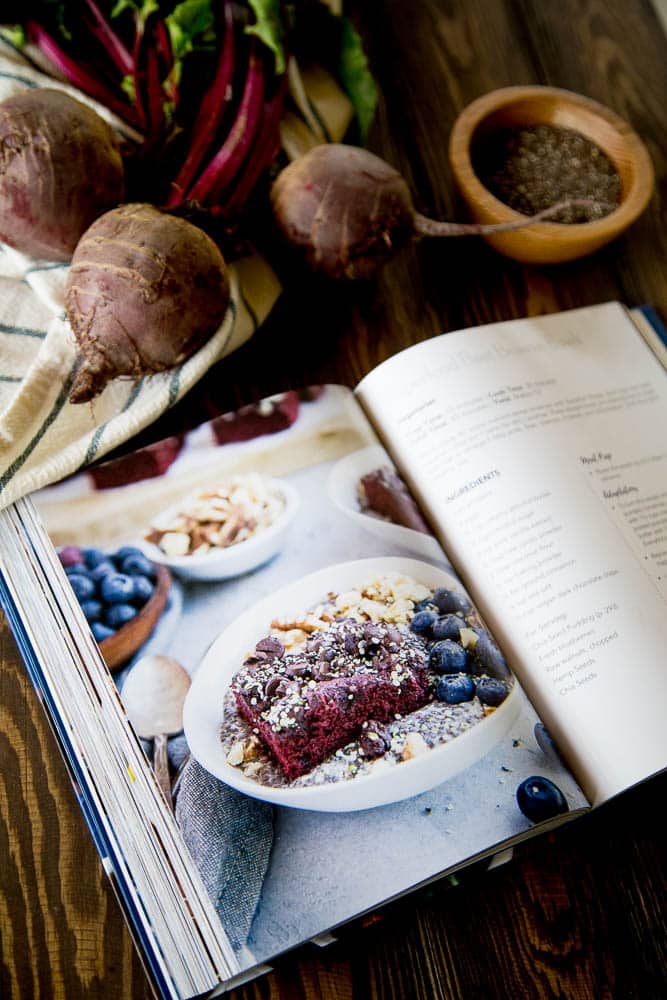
[{"x1": 1, "y1": 1, "x2": 666, "y2": 998}]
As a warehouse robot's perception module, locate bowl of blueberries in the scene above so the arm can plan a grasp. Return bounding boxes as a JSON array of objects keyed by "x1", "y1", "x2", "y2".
[{"x1": 57, "y1": 544, "x2": 172, "y2": 672}]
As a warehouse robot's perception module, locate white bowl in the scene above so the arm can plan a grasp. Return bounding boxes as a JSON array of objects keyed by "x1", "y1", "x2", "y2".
[
  {"x1": 140, "y1": 477, "x2": 300, "y2": 581},
  {"x1": 184, "y1": 556, "x2": 521, "y2": 811},
  {"x1": 326, "y1": 446, "x2": 445, "y2": 563}
]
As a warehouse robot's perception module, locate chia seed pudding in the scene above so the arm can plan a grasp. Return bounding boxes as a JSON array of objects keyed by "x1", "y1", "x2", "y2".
[{"x1": 220, "y1": 573, "x2": 512, "y2": 788}]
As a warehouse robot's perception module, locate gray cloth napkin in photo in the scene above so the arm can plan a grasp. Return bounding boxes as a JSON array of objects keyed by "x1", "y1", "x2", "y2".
[{"x1": 174, "y1": 757, "x2": 274, "y2": 953}]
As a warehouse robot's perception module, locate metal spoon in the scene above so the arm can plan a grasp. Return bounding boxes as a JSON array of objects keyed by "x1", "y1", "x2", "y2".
[{"x1": 121, "y1": 654, "x2": 191, "y2": 811}]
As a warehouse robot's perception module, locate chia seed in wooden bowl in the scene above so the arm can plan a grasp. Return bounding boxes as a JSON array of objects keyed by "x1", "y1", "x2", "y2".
[
  {"x1": 448, "y1": 85, "x2": 654, "y2": 264},
  {"x1": 473, "y1": 123, "x2": 621, "y2": 224}
]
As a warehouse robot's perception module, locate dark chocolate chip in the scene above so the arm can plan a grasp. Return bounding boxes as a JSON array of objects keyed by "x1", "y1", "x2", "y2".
[{"x1": 256, "y1": 636, "x2": 285, "y2": 657}]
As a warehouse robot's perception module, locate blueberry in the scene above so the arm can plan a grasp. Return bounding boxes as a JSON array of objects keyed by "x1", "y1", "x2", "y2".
[
  {"x1": 432, "y1": 587, "x2": 473, "y2": 616},
  {"x1": 410, "y1": 610, "x2": 438, "y2": 638},
  {"x1": 470, "y1": 630, "x2": 510, "y2": 679},
  {"x1": 114, "y1": 545, "x2": 145, "y2": 561},
  {"x1": 68, "y1": 572, "x2": 96, "y2": 601},
  {"x1": 90, "y1": 561, "x2": 117, "y2": 582},
  {"x1": 100, "y1": 573, "x2": 136, "y2": 604},
  {"x1": 105, "y1": 602, "x2": 137, "y2": 628},
  {"x1": 120, "y1": 552, "x2": 157, "y2": 579},
  {"x1": 64, "y1": 563, "x2": 86, "y2": 576},
  {"x1": 516, "y1": 776, "x2": 569, "y2": 823},
  {"x1": 132, "y1": 574, "x2": 155, "y2": 604},
  {"x1": 436, "y1": 673, "x2": 475, "y2": 704},
  {"x1": 82, "y1": 547, "x2": 109, "y2": 568},
  {"x1": 475, "y1": 676, "x2": 509, "y2": 706},
  {"x1": 429, "y1": 639, "x2": 468, "y2": 674},
  {"x1": 80, "y1": 599, "x2": 103, "y2": 623},
  {"x1": 414, "y1": 597, "x2": 436, "y2": 613},
  {"x1": 92, "y1": 621, "x2": 116, "y2": 643},
  {"x1": 58, "y1": 545, "x2": 83, "y2": 567},
  {"x1": 432, "y1": 614, "x2": 462, "y2": 642}
]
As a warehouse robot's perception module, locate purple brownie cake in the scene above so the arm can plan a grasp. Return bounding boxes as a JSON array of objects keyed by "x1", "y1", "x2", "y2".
[{"x1": 232, "y1": 618, "x2": 432, "y2": 780}]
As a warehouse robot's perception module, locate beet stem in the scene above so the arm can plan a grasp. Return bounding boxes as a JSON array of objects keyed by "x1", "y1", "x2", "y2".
[
  {"x1": 26, "y1": 21, "x2": 141, "y2": 129},
  {"x1": 187, "y1": 47, "x2": 265, "y2": 205},
  {"x1": 413, "y1": 199, "x2": 618, "y2": 237},
  {"x1": 219, "y1": 71, "x2": 288, "y2": 217},
  {"x1": 83, "y1": 0, "x2": 134, "y2": 77},
  {"x1": 155, "y1": 19, "x2": 176, "y2": 102},
  {"x1": 143, "y1": 24, "x2": 167, "y2": 145},
  {"x1": 166, "y1": 1, "x2": 236, "y2": 207}
]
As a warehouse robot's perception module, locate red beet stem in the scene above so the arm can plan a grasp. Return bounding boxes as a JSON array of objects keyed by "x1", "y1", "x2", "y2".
[
  {"x1": 166, "y1": 1, "x2": 236, "y2": 207},
  {"x1": 83, "y1": 0, "x2": 133, "y2": 77},
  {"x1": 187, "y1": 47, "x2": 265, "y2": 205},
  {"x1": 413, "y1": 199, "x2": 617, "y2": 237},
  {"x1": 142, "y1": 23, "x2": 167, "y2": 146},
  {"x1": 154, "y1": 20, "x2": 177, "y2": 103},
  {"x1": 26, "y1": 21, "x2": 141, "y2": 129},
  {"x1": 219, "y1": 71, "x2": 288, "y2": 218}
]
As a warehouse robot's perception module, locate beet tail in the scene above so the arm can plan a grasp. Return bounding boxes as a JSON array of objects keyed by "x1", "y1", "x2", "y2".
[{"x1": 413, "y1": 199, "x2": 618, "y2": 237}]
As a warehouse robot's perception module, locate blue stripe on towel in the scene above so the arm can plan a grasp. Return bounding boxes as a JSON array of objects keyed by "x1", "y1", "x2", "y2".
[
  {"x1": 81, "y1": 379, "x2": 146, "y2": 469},
  {"x1": 23, "y1": 262, "x2": 68, "y2": 276},
  {"x1": 0, "y1": 322, "x2": 47, "y2": 339},
  {"x1": 0, "y1": 358, "x2": 82, "y2": 493},
  {"x1": 0, "y1": 70, "x2": 38, "y2": 88}
]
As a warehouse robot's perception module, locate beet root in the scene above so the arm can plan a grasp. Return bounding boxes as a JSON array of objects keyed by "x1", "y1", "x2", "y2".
[
  {"x1": 271, "y1": 143, "x2": 614, "y2": 279},
  {"x1": 270, "y1": 144, "x2": 414, "y2": 279},
  {"x1": 65, "y1": 204, "x2": 230, "y2": 403},
  {"x1": 0, "y1": 88, "x2": 125, "y2": 261}
]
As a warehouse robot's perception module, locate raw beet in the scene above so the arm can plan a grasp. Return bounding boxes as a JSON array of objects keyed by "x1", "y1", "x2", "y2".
[
  {"x1": 65, "y1": 203, "x2": 230, "y2": 403},
  {"x1": 271, "y1": 143, "x2": 612, "y2": 279},
  {"x1": 271, "y1": 144, "x2": 414, "y2": 279},
  {"x1": 0, "y1": 88, "x2": 124, "y2": 261}
]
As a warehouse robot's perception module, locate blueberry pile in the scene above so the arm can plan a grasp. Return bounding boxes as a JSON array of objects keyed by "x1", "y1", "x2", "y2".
[
  {"x1": 58, "y1": 545, "x2": 158, "y2": 644},
  {"x1": 410, "y1": 588, "x2": 511, "y2": 707}
]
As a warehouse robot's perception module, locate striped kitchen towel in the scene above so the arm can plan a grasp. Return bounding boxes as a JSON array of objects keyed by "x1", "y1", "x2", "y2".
[
  {"x1": 0, "y1": 33, "x2": 353, "y2": 512},
  {"x1": 0, "y1": 36, "x2": 284, "y2": 512}
]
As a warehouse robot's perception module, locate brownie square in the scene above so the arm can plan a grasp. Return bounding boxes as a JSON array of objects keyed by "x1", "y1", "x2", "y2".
[{"x1": 232, "y1": 620, "x2": 431, "y2": 780}]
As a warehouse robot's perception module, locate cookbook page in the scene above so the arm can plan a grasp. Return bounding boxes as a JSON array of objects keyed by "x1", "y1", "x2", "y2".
[
  {"x1": 29, "y1": 385, "x2": 587, "y2": 975},
  {"x1": 356, "y1": 302, "x2": 667, "y2": 807}
]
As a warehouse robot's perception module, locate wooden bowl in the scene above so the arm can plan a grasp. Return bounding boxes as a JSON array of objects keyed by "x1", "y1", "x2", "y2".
[
  {"x1": 448, "y1": 85, "x2": 654, "y2": 264},
  {"x1": 99, "y1": 564, "x2": 172, "y2": 673}
]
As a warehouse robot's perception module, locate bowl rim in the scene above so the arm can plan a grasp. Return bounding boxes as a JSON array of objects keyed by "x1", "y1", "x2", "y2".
[
  {"x1": 140, "y1": 475, "x2": 300, "y2": 570},
  {"x1": 448, "y1": 84, "x2": 654, "y2": 237},
  {"x1": 183, "y1": 555, "x2": 520, "y2": 811},
  {"x1": 325, "y1": 444, "x2": 445, "y2": 563}
]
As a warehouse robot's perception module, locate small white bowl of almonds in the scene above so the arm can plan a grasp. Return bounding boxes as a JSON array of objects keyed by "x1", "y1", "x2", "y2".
[{"x1": 141, "y1": 474, "x2": 299, "y2": 581}]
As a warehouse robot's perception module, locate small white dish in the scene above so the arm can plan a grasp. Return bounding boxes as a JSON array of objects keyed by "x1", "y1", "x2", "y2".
[
  {"x1": 326, "y1": 446, "x2": 445, "y2": 563},
  {"x1": 184, "y1": 556, "x2": 521, "y2": 812},
  {"x1": 140, "y1": 477, "x2": 300, "y2": 581}
]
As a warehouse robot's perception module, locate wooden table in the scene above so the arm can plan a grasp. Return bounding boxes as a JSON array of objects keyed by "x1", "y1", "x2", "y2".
[{"x1": 1, "y1": 1, "x2": 666, "y2": 997}]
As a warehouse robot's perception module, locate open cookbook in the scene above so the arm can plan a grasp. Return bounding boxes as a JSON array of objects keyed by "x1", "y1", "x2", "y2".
[{"x1": 1, "y1": 300, "x2": 666, "y2": 999}]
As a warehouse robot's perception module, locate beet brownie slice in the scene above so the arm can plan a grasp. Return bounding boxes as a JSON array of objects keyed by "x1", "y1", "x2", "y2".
[{"x1": 231, "y1": 619, "x2": 432, "y2": 780}]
